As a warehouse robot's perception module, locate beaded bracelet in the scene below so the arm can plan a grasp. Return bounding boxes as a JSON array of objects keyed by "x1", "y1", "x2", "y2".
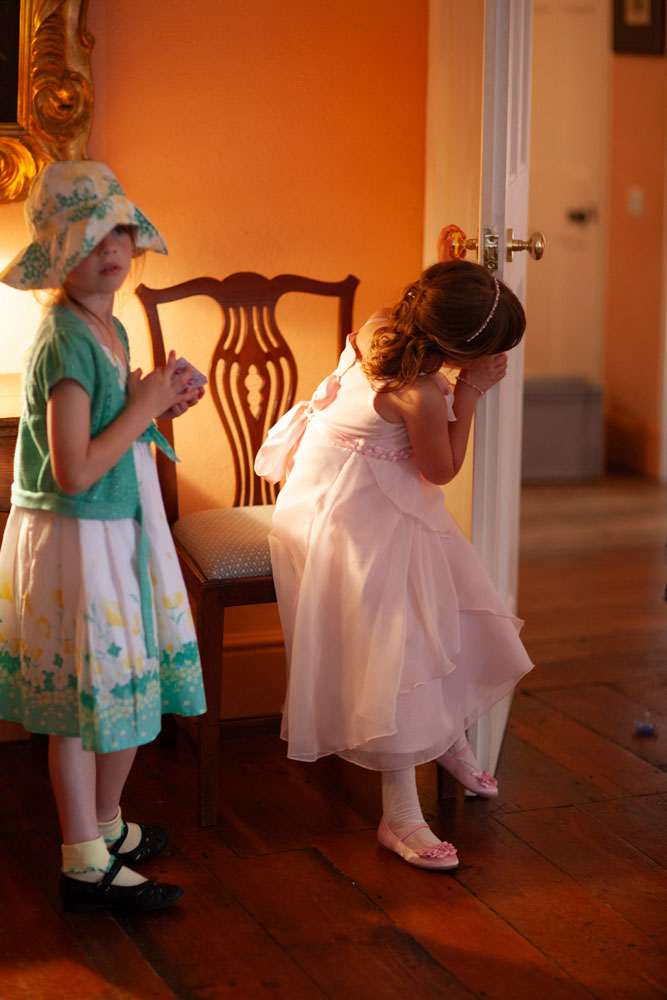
[{"x1": 457, "y1": 375, "x2": 485, "y2": 396}]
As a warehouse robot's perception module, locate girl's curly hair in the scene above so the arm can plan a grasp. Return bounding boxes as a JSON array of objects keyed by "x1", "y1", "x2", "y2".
[{"x1": 362, "y1": 260, "x2": 526, "y2": 392}]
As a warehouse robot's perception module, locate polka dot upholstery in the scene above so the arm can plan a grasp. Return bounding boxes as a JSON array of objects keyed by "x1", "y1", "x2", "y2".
[{"x1": 172, "y1": 505, "x2": 275, "y2": 579}]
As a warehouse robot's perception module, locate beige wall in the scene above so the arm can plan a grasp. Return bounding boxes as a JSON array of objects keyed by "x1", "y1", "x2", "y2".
[
  {"x1": 521, "y1": 6, "x2": 667, "y2": 480},
  {"x1": 605, "y1": 51, "x2": 667, "y2": 477}
]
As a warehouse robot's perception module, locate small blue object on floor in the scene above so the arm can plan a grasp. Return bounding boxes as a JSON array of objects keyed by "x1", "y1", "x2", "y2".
[{"x1": 634, "y1": 718, "x2": 658, "y2": 737}]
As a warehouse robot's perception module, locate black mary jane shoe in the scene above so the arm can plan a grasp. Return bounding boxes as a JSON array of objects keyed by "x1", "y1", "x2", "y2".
[
  {"x1": 108, "y1": 822, "x2": 168, "y2": 865},
  {"x1": 60, "y1": 858, "x2": 183, "y2": 914}
]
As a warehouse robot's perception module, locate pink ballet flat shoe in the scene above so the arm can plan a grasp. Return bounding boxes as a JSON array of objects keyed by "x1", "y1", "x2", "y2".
[
  {"x1": 377, "y1": 817, "x2": 458, "y2": 871},
  {"x1": 438, "y1": 743, "x2": 499, "y2": 798}
]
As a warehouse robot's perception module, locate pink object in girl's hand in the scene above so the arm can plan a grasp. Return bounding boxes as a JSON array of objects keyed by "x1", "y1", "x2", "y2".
[{"x1": 172, "y1": 358, "x2": 208, "y2": 390}]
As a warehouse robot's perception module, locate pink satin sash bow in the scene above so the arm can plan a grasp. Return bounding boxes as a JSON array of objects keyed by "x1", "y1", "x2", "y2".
[
  {"x1": 254, "y1": 373, "x2": 342, "y2": 484},
  {"x1": 253, "y1": 400, "x2": 310, "y2": 484}
]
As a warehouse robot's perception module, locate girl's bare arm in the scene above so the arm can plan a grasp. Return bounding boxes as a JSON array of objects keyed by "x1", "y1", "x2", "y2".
[
  {"x1": 384, "y1": 378, "x2": 458, "y2": 484},
  {"x1": 383, "y1": 353, "x2": 509, "y2": 484}
]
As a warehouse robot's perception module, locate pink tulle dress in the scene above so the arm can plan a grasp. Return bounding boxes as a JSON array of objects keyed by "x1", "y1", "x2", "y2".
[{"x1": 255, "y1": 318, "x2": 533, "y2": 771}]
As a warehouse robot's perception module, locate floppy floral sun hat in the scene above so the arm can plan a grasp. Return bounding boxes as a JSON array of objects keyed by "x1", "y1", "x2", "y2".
[{"x1": 0, "y1": 159, "x2": 168, "y2": 290}]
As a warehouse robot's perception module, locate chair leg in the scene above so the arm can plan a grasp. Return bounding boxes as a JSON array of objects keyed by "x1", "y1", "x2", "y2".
[
  {"x1": 436, "y1": 761, "x2": 457, "y2": 801},
  {"x1": 159, "y1": 713, "x2": 178, "y2": 748},
  {"x1": 197, "y1": 591, "x2": 225, "y2": 826},
  {"x1": 198, "y1": 717, "x2": 220, "y2": 827}
]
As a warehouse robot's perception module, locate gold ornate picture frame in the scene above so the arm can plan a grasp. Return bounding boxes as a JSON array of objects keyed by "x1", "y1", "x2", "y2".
[{"x1": 0, "y1": 0, "x2": 94, "y2": 203}]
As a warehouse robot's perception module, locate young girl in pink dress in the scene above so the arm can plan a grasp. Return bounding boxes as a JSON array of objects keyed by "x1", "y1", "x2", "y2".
[{"x1": 255, "y1": 257, "x2": 532, "y2": 871}]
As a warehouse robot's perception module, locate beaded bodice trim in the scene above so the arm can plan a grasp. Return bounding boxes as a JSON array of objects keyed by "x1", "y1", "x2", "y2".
[{"x1": 310, "y1": 415, "x2": 413, "y2": 462}]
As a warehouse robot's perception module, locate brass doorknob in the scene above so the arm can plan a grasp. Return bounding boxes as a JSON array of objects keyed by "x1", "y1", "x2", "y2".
[
  {"x1": 438, "y1": 224, "x2": 478, "y2": 261},
  {"x1": 506, "y1": 229, "x2": 546, "y2": 262},
  {"x1": 438, "y1": 225, "x2": 499, "y2": 271}
]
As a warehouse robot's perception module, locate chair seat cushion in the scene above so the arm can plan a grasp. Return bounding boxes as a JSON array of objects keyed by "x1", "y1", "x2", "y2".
[{"x1": 172, "y1": 505, "x2": 275, "y2": 580}]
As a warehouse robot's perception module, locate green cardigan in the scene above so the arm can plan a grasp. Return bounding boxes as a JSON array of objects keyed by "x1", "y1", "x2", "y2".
[
  {"x1": 12, "y1": 305, "x2": 177, "y2": 656},
  {"x1": 13, "y1": 305, "x2": 176, "y2": 514}
]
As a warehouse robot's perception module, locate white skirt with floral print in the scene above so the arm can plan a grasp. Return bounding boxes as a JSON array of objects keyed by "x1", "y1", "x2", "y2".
[{"x1": 0, "y1": 442, "x2": 206, "y2": 753}]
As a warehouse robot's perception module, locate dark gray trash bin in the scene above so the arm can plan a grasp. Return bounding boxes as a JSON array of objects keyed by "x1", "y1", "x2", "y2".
[{"x1": 522, "y1": 376, "x2": 604, "y2": 482}]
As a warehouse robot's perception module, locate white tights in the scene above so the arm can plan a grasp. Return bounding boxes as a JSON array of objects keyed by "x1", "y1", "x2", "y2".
[{"x1": 381, "y1": 767, "x2": 441, "y2": 850}]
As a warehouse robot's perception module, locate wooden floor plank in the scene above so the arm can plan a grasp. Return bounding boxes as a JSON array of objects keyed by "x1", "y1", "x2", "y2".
[
  {"x1": 0, "y1": 754, "x2": 180, "y2": 1000},
  {"x1": 313, "y1": 827, "x2": 593, "y2": 1000},
  {"x1": 1, "y1": 829, "x2": 178, "y2": 1000},
  {"x1": 213, "y1": 846, "x2": 475, "y2": 1000},
  {"x1": 613, "y1": 671, "x2": 667, "y2": 716},
  {"x1": 120, "y1": 753, "x2": 339, "y2": 999},
  {"x1": 1, "y1": 476, "x2": 666, "y2": 999},
  {"x1": 507, "y1": 690, "x2": 667, "y2": 796},
  {"x1": 114, "y1": 854, "x2": 326, "y2": 1000},
  {"x1": 304, "y1": 753, "x2": 383, "y2": 826},
  {"x1": 442, "y1": 810, "x2": 667, "y2": 999},
  {"x1": 518, "y1": 647, "x2": 666, "y2": 689},
  {"x1": 490, "y1": 731, "x2": 610, "y2": 812},
  {"x1": 498, "y1": 805, "x2": 667, "y2": 945},
  {"x1": 578, "y1": 795, "x2": 667, "y2": 868},
  {"x1": 2, "y1": 742, "x2": 321, "y2": 1000},
  {"x1": 0, "y1": 841, "x2": 127, "y2": 1000},
  {"x1": 131, "y1": 748, "x2": 472, "y2": 998},
  {"x1": 518, "y1": 479, "x2": 667, "y2": 555},
  {"x1": 534, "y1": 684, "x2": 666, "y2": 768},
  {"x1": 520, "y1": 602, "x2": 665, "y2": 644},
  {"x1": 139, "y1": 728, "x2": 371, "y2": 859},
  {"x1": 519, "y1": 549, "x2": 665, "y2": 606}
]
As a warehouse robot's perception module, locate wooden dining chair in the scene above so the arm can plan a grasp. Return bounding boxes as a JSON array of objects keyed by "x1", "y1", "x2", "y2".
[{"x1": 135, "y1": 271, "x2": 359, "y2": 825}]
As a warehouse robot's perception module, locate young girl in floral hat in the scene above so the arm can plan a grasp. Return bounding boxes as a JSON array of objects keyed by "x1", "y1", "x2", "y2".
[{"x1": 0, "y1": 160, "x2": 206, "y2": 912}]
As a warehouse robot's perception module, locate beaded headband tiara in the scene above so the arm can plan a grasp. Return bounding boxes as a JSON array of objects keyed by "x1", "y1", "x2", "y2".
[{"x1": 466, "y1": 277, "x2": 500, "y2": 342}]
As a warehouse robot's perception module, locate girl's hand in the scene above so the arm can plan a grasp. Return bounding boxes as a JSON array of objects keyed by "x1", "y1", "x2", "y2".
[
  {"x1": 458, "y1": 352, "x2": 508, "y2": 393},
  {"x1": 158, "y1": 384, "x2": 206, "y2": 420},
  {"x1": 126, "y1": 351, "x2": 191, "y2": 423},
  {"x1": 48, "y1": 354, "x2": 197, "y2": 496}
]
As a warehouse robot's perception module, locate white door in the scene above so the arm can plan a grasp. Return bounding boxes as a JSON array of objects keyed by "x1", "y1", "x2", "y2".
[
  {"x1": 469, "y1": 0, "x2": 535, "y2": 776},
  {"x1": 425, "y1": 0, "x2": 536, "y2": 604},
  {"x1": 473, "y1": 0, "x2": 532, "y2": 603},
  {"x1": 424, "y1": 0, "x2": 538, "y2": 777}
]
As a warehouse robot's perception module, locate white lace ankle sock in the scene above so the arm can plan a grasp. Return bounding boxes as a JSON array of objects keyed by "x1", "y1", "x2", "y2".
[
  {"x1": 61, "y1": 836, "x2": 145, "y2": 887},
  {"x1": 381, "y1": 767, "x2": 441, "y2": 851},
  {"x1": 97, "y1": 806, "x2": 142, "y2": 853}
]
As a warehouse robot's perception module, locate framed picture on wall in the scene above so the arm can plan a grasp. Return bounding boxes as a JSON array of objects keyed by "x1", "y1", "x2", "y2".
[{"x1": 613, "y1": 0, "x2": 666, "y2": 54}]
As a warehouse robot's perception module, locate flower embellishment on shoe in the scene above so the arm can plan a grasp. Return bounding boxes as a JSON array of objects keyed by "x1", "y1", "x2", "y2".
[
  {"x1": 377, "y1": 817, "x2": 459, "y2": 871},
  {"x1": 414, "y1": 840, "x2": 458, "y2": 862},
  {"x1": 472, "y1": 770, "x2": 498, "y2": 791},
  {"x1": 438, "y1": 741, "x2": 500, "y2": 799}
]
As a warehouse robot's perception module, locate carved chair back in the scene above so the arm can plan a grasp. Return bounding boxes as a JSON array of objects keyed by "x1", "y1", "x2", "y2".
[{"x1": 135, "y1": 272, "x2": 359, "y2": 522}]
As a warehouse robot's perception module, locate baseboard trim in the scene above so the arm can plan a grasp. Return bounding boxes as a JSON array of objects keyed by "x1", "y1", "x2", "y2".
[{"x1": 223, "y1": 627, "x2": 284, "y2": 653}]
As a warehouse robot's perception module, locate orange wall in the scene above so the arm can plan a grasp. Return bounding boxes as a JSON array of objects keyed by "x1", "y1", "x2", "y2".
[
  {"x1": 605, "y1": 52, "x2": 667, "y2": 476},
  {"x1": 83, "y1": 0, "x2": 428, "y2": 511},
  {"x1": 81, "y1": 0, "x2": 429, "y2": 718}
]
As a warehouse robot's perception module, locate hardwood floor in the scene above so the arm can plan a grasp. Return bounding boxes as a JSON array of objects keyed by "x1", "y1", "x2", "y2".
[{"x1": 1, "y1": 476, "x2": 665, "y2": 999}]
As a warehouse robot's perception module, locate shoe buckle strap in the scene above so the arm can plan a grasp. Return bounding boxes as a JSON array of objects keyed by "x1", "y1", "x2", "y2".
[
  {"x1": 99, "y1": 856, "x2": 124, "y2": 891},
  {"x1": 398, "y1": 821, "x2": 430, "y2": 843}
]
